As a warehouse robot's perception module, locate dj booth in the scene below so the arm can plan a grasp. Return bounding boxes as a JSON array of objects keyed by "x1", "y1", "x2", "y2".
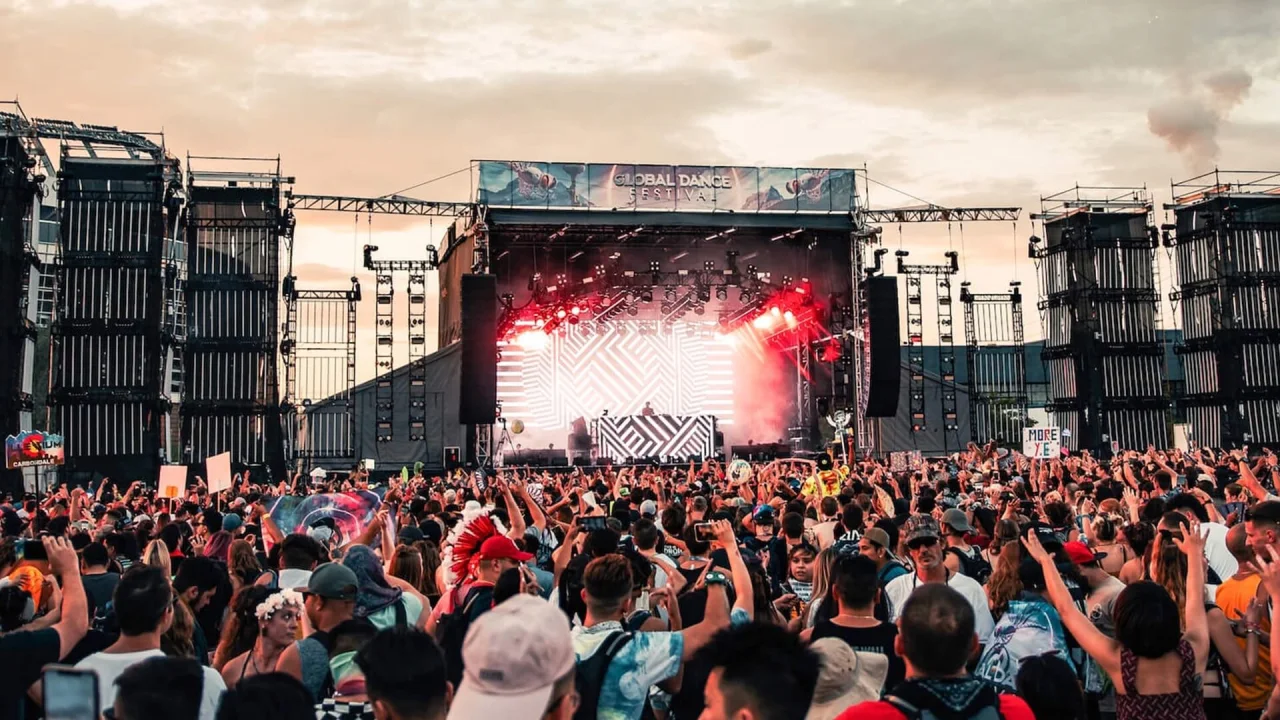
[{"x1": 595, "y1": 414, "x2": 717, "y2": 462}]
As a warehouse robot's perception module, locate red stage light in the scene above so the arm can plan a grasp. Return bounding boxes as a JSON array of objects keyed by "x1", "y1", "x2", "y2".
[
  {"x1": 571, "y1": 306, "x2": 581, "y2": 315},
  {"x1": 770, "y1": 306, "x2": 781, "y2": 316},
  {"x1": 516, "y1": 330, "x2": 549, "y2": 350},
  {"x1": 556, "y1": 309, "x2": 567, "y2": 319}
]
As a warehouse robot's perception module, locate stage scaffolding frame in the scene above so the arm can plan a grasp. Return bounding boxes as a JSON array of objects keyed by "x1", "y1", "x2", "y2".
[
  {"x1": 1031, "y1": 185, "x2": 1168, "y2": 453},
  {"x1": 1164, "y1": 170, "x2": 1280, "y2": 447},
  {"x1": 961, "y1": 281, "x2": 1027, "y2": 445},
  {"x1": 181, "y1": 156, "x2": 294, "y2": 478},
  {"x1": 284, "y1": 282, "x2": 360, "y2": 468},
  {"x1": 50, "y1": 145, "x2": 180, "y2": 480},
  {"x1": 895, "y1": 250, "x2": 961, "y2": 452}
]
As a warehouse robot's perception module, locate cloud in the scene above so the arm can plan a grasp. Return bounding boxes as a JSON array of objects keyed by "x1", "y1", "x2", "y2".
[
  {"x1": 1147, "y1": 69, "x2": 1253, "y2": 170},
  {"x1": 727, "y1": 38, "x2": 772, "y2": 60}
]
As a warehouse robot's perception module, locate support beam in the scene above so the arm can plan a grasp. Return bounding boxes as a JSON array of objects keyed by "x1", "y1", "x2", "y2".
[
  {"x1": 289, "y1": 193, "x2": 472, "y2": 218},
  {"x1": 861, "y1": 206, "x2": 1021, "y2": 224}
]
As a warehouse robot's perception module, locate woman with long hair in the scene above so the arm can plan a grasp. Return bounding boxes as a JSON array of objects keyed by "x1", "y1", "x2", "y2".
[
  {"x1": 1119, "y1": 521, "x2": 1154, "y2": 585},
  {"x1": 388, "y1": 544, "x2": 424, "y2": 594},
  {"x1": 141, "y1": 539, "x2": 172, "y2": 579},
  {"x1": 1149, "y1": 512, "x2": 1260, "y2": 716},
  {"x1": 228, "y1": 540, "x2": 262, "y2": 593},
  {"x1": 219, "y1": 588, "x2": 303, "y2": 688},
  {"x1": 213, "y1": 586, "x2": 276, "y2": 671},
  {"x1": 202, "y1": 530, "x2": 233, "y2": 565},
  {"x1": 986, "y1": 519, "x2": 1025, "y2": 621},
  {"x1": 1026, "y1": 525, "x2": 1210, "y2": 720},
  {"x1": 414, "y1": 539, "x2": 443, "y2": 605},
  {"x1": 1085, "y1": 513, "x2": 1131, "y2": 577},
  {"x1": 161, "y1": 587, "x2": 196, "y2": 659},
  {"x1": 805, "y1": 547, "x2": 838, "y2": 629}
]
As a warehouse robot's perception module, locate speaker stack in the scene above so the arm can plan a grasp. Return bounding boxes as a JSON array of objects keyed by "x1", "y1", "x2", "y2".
[
  {"x1": 864, "y1": 276, "x2": 901, "y2": 418},
  {"x1": 459, "y1": 274, "x2": 499, "y2": 425}
]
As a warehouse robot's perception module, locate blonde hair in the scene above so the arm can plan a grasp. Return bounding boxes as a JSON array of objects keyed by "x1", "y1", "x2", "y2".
[
  {"x1": 142, "y1": 539, "x2": 172, "y2": 578},
  {"x1": 161, "y1": 587, "x2": 195, "y2": 659}
]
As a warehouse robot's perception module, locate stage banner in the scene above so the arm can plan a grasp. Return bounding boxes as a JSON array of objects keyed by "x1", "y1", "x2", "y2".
[
  {"x1": 264, "y1": 490, "x2": 383, "y2": 551},
  {"x1": 476, "y1": 160, "x2": 857, "y2": 213},
  {"x1": 5, "y1": 431, "x2": 65, "y2": 470},
  {"x1": 159, "y1": 465, "x2": 187, "y2": 499}
]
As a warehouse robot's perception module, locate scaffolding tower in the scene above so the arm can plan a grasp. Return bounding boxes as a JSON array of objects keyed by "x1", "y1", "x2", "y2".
[
  {"x1": 1165, "y1": 170, "x2": 1280, "y2": 448},
  {"x1": 895, "y1": 250, "x2": 961, "y2": 451},
  {"x1": 181, "y1": 157, "x2": 293, "y2": 478},
  {"x1": 284, "y1": 280, "x2": 360, "y2": 468},
  {"x1": 50, "y1": 144, "x2": 181, "y2": 480},
  {"x1": 1031, "y1": 186, "x2": 1167, "y2": 453},
  {"x1": 961, "y1": 281, "x2": 1027, "y2": 445}
]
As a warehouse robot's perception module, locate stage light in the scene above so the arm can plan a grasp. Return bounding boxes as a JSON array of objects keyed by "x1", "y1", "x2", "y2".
[
  {"x1": 771, "y1": 306, "x2": 781, "y2": 317},
  {"x1": 516, "y1": 330, "x2": 549, "y2": 350},
  {"x1": 568, "y1": 315, "x2": 579, "y2": 325},
  {"x1": 571, "y1": 306, "x2": 582, "y2": 315},
  {"x1": 661, "y1": 303, "x2": 673, "y2": 314},
  {"x1": 753, "y1": 314, "x2": 773, "y2": 330},
  {"x1": 739, "y1": 290, "x2": 751, "y2": 303},
  {"x1": 784, "y1": 310, "x2": 797, "y2": 328},
  {"x1": 693, "y1": 304, "x2": 705, "y2": 315},
  {"x1": 716, "y1": 287, "x2": 728, "y2": 301},
  {"x1": 640, "y1": 289, "x2": 653, "y2": 303},
  {"x1": 556, "y1": 309, "x2": 567, "y2": 319},
  {"x1": 627, "y1": 305, "x2": 639, "y2": 316},
  {"x1": 698, "y1": 287, "x2": 711, "y2": 303},
  {"x1": 665, "y1": 287, "x2": 676, "y2": 302}
]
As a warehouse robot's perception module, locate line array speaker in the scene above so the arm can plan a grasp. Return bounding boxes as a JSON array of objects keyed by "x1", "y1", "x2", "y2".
[
  {"x1": 459, "y1": 274, "x2": 499, "y2": 425},
  {"x1": 865, "y1": 276, "x2": 901, "y2": 417}
]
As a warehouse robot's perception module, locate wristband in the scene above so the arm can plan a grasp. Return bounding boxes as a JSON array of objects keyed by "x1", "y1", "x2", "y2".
[{"x1": 705, "y1": 571, "x2": 729, "y2": 587}]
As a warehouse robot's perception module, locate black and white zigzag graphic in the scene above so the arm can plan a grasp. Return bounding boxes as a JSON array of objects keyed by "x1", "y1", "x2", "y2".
[{"x1": 597, "y1": 414, "x2": 716, "y2": 461}]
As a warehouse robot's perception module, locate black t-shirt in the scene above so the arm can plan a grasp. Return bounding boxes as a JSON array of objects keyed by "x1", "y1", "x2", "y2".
[
  {"x1": 0, "y1": 628, "x2": 62, "y2": 720},
  {"x1": 82, "y1": 572, "x2": 120, "y2": 620},
  {"x1": 810, "y1": 619, "x2": 905, "y2": 692}
]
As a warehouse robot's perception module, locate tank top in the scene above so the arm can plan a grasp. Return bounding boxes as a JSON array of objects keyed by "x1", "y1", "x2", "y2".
[{"x1": 1114, "y1": 639, "x2": 1206, "y2": 720}]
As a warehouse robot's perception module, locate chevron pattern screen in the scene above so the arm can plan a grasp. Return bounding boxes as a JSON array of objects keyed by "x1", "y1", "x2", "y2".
[
  {"x1": 598, "y1": 414, "x2": 716, "y2": 461},
  {"x1": 497, "y1": 321, "x2": 735, "y2": 435}
]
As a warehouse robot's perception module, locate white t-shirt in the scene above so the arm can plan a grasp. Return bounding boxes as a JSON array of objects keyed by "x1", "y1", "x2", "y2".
[
  {"x1": 1201, "y1": 522, "x2": 1239, "y2": 582},
  {"x1": 77, "y1": 648, "x2": 225, "y2": 720},
  {"x1": 884, "y1": 570, "x2": 996, "y2": 644},
  {"x1": 277, "y1": 568, "x2": 313, "y2": 591}
]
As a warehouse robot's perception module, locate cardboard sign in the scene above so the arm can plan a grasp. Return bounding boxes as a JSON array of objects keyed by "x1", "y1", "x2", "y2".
[
  {"x1": 1023, "y1": 427, "x2": 1061, "y2": 460},
  {"x1": 158, "y1": 465, "x2": 187, "y2": 499},
  {"x1": 206, "y1": 452, "x2": 233, "y2": 494}
]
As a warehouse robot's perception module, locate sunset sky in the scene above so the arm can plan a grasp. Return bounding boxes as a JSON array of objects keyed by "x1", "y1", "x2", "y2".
[{"x1": 5, "y1": 0, "x2": 1279, "y2": 382}]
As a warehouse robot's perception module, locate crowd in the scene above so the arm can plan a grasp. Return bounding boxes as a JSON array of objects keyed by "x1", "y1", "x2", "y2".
[{"x1": 3, "y1": 442, "x2": 1280, "y2": 720}]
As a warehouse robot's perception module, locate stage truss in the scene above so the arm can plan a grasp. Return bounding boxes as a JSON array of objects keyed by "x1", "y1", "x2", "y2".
[
  {"x1": 961, "y1": 282, "x2": 1027, "y2": 445},
  {"x1": 284, "y1": 282, "x2": 359, "y2": 467},
  {"x1": 896, "y1": 250, "x2": 962, "y2": 451}
]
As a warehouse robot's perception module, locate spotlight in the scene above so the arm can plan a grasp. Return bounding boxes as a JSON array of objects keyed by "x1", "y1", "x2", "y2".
[
  {"x1": 661, "y1": 303, "x2": 674, "y2": 314},
  {"x1": 556, "y1": 309, "x2": 567, "y2": 319},
  {"x1": 698, "y1": 287, "x2": 711, "y2": 303},
  {"x1": 665, "y1": 287, "x2": 676, "y2": 301},
  {"x1": 739, "y1": 290, "x2": 751, "y2": 303},
  {"x1": 571, "y1": 306, "x2": 582, "y2": 315},
  {"x1": 516, "y1": 330, "x2": 549, "y2": 350},
  {"x1": 640, "y1": 289, "x2": 653, "y2": 303},
  {"x1": 771, "y1": 306, "x2": 781, "y2": 317},
  {"x1": 627, "y1": 305, "x2": 639, "y2": 316},
  {"x1": 715, "y1": 287, "x2": 728, "y2": 301},
  {"x1": 693, "y1": 304, "x2": 705, "y2": 315}
]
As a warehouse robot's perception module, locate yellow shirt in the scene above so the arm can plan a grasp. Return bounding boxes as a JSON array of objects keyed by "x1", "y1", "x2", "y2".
[{"x1": 1216, "y1": 574, "x2": 1273, "y2": 710}]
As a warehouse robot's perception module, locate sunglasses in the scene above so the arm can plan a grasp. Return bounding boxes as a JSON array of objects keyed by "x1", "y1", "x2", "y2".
[{"x1": 908, "y1": 537, "x2": 939, "y2": 550}]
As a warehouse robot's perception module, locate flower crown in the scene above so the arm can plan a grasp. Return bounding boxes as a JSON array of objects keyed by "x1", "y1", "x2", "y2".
[{"x1": 255, "y1": 589, "x2": 304, "y2": 621}]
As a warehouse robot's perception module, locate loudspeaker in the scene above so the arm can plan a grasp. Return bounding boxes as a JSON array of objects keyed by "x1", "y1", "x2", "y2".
[
  {"x1": 459, "y1": 274, "x2": 498, "y2": 424},
  {"x1": 865, "y1": 276, "x2": 901, "y2": 417}
]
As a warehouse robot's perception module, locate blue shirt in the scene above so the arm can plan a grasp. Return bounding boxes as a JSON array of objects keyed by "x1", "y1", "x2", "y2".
[{"x1": 571, "y1": 622, "x2": 684, "y2": 720}]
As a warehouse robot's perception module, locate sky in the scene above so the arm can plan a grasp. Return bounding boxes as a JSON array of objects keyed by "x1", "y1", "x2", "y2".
[{"x1": 5, "y1": 0, "x2": 1280, "y2": 382}]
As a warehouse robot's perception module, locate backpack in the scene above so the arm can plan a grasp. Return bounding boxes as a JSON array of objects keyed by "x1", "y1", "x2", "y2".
[
  {"x1": 573, "y1": 631, "x2": 633, "y2": 720},
  {"x1": 438, "y1": 587, "x2": 490, "y2": 687},
  {"x1": 883, "y1": 693, "x2": 1005, "y2": 720},
  {"x1": 945, "y1": 546, "x2": 993, "y2": 584}
]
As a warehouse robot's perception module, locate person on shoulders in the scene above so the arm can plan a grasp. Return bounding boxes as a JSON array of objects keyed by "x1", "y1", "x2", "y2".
[{"x1": 837, "y1": 584, "x2": 1035, "y2": 720}]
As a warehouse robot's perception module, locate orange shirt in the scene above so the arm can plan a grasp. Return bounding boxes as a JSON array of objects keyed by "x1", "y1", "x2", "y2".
[{"x1": 1216, "y1": 573, "x2": 1273, "y2": 711}]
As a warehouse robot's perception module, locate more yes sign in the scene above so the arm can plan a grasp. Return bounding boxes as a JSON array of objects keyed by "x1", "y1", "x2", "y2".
[{"x1": 1023, "y1": 427, "x2": 1062, "y2": 459}]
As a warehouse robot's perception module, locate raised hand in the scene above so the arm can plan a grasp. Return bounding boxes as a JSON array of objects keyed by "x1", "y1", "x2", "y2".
[
  {"x1": 1021, "y1": 529, "x2": 1053, "y2": 565},
  {"x1": 1171, "y1": 519, "x2": 1206, "y2": 559}
]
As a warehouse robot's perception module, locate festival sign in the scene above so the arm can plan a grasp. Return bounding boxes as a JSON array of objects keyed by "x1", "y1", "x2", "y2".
[
  {"x1": 5, "y1": 431, "x2": 66, "y2": 470},
  {"x1": 476, "y1": 161, "x2": 858, "y2": 214},
  {"x1": 1023, "y1": 427, "x2": 1061, "y2": 460},
  {"x1": 206, "y1": 452, "x2": 233, "y2": 494},
  {"x1": 158, "y1": 465, "x2": 187, "y2": 499}
]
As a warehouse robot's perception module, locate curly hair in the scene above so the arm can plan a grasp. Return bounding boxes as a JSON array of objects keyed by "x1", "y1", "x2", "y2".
[{"x1": 986, "y1": 519, "x2": 1024, "y2": 620}]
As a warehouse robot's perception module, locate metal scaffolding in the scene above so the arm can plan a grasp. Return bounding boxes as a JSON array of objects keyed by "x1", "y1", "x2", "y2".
[
  {"x1": 50, "y1": 147, "x2": 180, "y2": 479},
  {"x1": 1165, "y1": 170, "x2": 1280, "y2": 448},
  {"x1": 961, "y1": 282, "x2": 1027, "y2": 445},
  {"x1": 181, "y1": 157, "x2": 293, "y2": 477},
  {"x1": 284, "y1": 281, "x2": 360, "y2": 467},
  {"x1": 1032, "y1": 186, "x2": 1167, "y2": 453},
  {"x1": 895, "y1": 250, "x2": 961, "y2": 451}
]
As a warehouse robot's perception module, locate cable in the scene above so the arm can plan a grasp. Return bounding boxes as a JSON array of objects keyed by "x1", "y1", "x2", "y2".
[
  {"x1": 384, "y1": 162, "x2": 481, "y2": 196},
  {"x1": 863, "y1": 175, "x2": 937, "y2": 209}
]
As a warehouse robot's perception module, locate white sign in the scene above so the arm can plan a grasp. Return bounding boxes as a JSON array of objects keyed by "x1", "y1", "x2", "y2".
[
  {"x1": 206, "y1": 452, "x2": 233, "y2": 494},
  {"x1": 1023, "y1": 427, "x2": 1061, "y2": 459},
  {"x1": 158, "y1": 465, "x2": 187, "y2": 499}
]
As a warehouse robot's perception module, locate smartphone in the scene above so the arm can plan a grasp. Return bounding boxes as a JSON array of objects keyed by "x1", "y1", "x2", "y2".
[
  {"x1": 43, "y1": 666, "x2": 99, "y2": 720},
  {"x1": 578, "y1": 516, "x2": 607, "y2": 532},
  {"x1": 695, "y1": 522, "x2": 715, "y2": 541},
  {"x1": 19, "y1": 538, "x2": 47, "y2": 562}
]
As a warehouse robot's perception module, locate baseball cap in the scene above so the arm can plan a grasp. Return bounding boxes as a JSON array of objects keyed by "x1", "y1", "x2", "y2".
[
  {"x1": 753, "y1": 505, "x2": 775, "y2": 524},
  {"x1": 617, "y1": 486, "x2": 630, "y2": 498},
  {"x1": 639, "y1": 499, "x2": 657, "y2": 517},
  {"x1": 398, "y1": 526, "x2": 425, "y2": 544},
  {"x1": 306, "y1": 562, "x2": 359, "y2": 601},
  {"x1": 222, "y1": 513, "x2": 244, "y2": 533},
  {"x1": 940, "y1": 508, "x2": 973, "y2": 534},
  {"x1": 1063, "y1": 541, "x2": 1107, "y2": 566},
  {"x1": 478, "y1": 535, "x2": 534, "y2": 563},
  {"x1": 903, "y1": 514, "x2": 941, "y2": 547},
  {"x1": 862, "y1": 527, "x2": 891, "y2": 551},
  {"x1": 447, "y1": 594, "x2": 575, "y2": 720}
]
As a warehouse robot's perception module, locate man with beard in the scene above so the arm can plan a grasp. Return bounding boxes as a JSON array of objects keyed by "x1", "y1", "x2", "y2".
[{"x1": 883, "y1": 515, "x2": 993, "y2": 655}]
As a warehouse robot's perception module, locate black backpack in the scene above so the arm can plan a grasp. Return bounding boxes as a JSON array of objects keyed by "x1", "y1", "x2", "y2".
[
  {"x1": 884, "y1": 694, "x2": 1005, "y2": 720},
  {"x1": 438, "y1": 587, "x2": 490, "y2": 687},
  {"x1": 573, "y1": 631, "x2": 633, "y2": 720},
  {"x1": 945, "y1": 546, "x2": 993, "y2": 584}
]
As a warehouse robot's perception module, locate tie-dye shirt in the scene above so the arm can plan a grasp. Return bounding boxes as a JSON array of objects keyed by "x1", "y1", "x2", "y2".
[{"x1": 571, "y1": 622, "x2": 684, "y2": 720}]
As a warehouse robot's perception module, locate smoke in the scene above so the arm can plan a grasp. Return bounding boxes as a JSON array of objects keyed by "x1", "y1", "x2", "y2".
[{"x1": 1147, "y1": 68, "x2": 1253, "y2": 170}]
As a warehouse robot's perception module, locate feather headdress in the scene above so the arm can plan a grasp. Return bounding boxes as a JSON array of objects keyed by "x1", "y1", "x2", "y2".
[{"x1": 442, "y1": 506, "x2": 508, "y2": 587}]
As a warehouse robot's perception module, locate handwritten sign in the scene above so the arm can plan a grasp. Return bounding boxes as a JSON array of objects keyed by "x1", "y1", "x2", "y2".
[
  {"x1": 1023, "y1": 427, "x2": 1061, "y2": 460},
  {"x1": 206, "y1": 452, "x2": 233, "y2": 494}
]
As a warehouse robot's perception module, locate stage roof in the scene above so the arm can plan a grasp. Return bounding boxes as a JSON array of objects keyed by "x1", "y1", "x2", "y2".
[{"x1": 486, "y1": 208, "x2": 858, "y2": 232}]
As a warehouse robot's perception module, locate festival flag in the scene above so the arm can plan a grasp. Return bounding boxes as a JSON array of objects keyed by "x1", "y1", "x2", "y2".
[{"x1": 264, "y1": 490, "x2": 384, "y2": 551}]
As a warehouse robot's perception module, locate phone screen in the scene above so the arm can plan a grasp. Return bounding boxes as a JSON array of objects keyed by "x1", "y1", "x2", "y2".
[
  {"x1": 578, "y1": 516, "x2": 607, "y2": 532},
  {"x1": 43, "y1": 666, "x2": 99, "y2": 720},
  {"x1": 19, "y1": 539, "x2": 47, "y2": 562},
  {"x1": 695, "y1": 522, "x2": 715, "y2": 541}
]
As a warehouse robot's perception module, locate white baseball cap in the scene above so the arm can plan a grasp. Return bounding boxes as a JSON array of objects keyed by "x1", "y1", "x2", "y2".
[{"x1": 447, "y1": 594, "x2": 575, "y2": 720}]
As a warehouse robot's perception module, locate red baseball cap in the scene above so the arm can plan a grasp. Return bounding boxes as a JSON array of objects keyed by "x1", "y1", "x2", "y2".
[
  {"x1": 478, "y1": 535, "x2": 534, "y2": 562},
  {"x1": 1063, "y1": 541, "x2": 1106, "y2": 565}
]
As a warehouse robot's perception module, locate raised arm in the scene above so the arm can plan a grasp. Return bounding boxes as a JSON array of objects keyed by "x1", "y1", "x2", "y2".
[
  {"x1": 1023, "y1": 531, "x2": 1121, "y2": 679},
  {"x1": 1171, "y1": 519, "x2": 1210, "y2": 673}
]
